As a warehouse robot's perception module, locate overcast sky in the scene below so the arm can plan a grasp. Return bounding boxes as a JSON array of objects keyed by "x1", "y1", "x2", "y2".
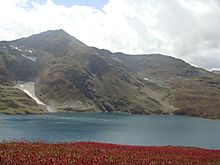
[{"x1": 0, "y1": 0, "x2": 220, "y2": 70}]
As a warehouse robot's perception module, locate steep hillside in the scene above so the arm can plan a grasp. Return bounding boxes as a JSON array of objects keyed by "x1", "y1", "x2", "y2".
[
  {"x1": 1, "y1": 29, "x2": 219, "y2": 119},
  {"x1": 95, "y1": 49, "x2": 220, "y2": 119},
  {"x1": 0, "y1": 30, "x2": 171, "y2": 114},
  {"x1": 0, "y1": 85, "x2": 44, "y2": 114},
  {"x1": 0, "y1": 42, "x2": 43, "y2": 114},
  {"x1": 94, "y1": 49, "x2": 202, "y2": 80},
  {"x1": 0, "y1": 42, "x2": 39, "y2": 83}
]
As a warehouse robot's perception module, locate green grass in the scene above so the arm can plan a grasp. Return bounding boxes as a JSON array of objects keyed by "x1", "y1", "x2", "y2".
[{"x1": 0, "y1": 85, "x2": 44, "y2": 114}]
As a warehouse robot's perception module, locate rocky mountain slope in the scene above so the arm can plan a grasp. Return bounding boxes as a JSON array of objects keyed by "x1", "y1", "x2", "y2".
[
  {"x1": 95, "y1": 49, "x2": 220, "y2": 119},
  {"x1": 0, "y1": 41, "x2": 43, "y2": 114},
  {"x1": 0, "y1": 30, "x2": 219, "y2": 119},
  {"x1": 212, "y1": 70, "x2": 220, "y2": 75},
  {"x1": 0, "y1": 30, "x2": 172, "y2": 115}
]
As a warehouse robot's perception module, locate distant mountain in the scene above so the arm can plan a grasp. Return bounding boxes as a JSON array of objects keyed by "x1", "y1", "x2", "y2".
[
  {"x1": 94, "y1": 48, "x2": 220, "y2": 119},
  {"x1": 0, "y1": 30, "x2": 219, "y2": 119},
  {"x1": 212, "y1": 70, "x2": 220, "y2": 75}
]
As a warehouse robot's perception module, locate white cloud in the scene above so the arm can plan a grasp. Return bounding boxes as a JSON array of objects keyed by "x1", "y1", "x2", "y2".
[{"x1": 0, "y1": 0, "x2": 220, "y2": 70}]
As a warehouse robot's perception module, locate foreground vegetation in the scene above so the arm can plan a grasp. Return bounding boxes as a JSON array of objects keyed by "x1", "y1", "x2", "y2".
[{"x1": 0, "y1": 142, "x2": 220, "y2": 164}]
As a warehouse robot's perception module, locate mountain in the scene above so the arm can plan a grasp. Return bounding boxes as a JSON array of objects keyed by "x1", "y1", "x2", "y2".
[
  {"x1": 0, "y1": 29, "x2": 219, "y2": 119},
  {"x1": 95, "y1": 49, "x2": 220, "y2": 119},
  {"x1": 212, "y1": 70, "x2": 220, "y2": 75},
  {"x1": 0, "y1": 30, "x2": 172, "y2": 115},
  {"x1": 0, "y1": 41, "x2": 43, "y2": 114}
]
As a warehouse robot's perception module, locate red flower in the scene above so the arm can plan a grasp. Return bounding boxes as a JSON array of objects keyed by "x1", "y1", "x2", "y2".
[{"x1": 0, "y1": 141, "x2": 220, "y2": 164}]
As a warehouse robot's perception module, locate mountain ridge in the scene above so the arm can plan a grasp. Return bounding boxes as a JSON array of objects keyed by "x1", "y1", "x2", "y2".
[
  {"x1": 94, "y1": 48, "x2": 220, "y2": 119},
  {"x1": 0, "y1": 30, "x2": 219, "y2": 119}
]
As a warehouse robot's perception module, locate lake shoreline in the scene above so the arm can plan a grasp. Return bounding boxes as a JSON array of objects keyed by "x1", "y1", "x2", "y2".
[{"x1": 1, "y1": 110, "x2": 220, "y2": 120}]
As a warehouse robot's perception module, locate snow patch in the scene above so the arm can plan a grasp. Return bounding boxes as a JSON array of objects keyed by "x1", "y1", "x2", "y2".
[
  {"x1": 46, "y1": 106, "x2": 55, "y2": 113},
  {"x1": 9, "y1": 45, "x2": 22, "y2": 51},
  {"x1": 21, "y1": 54, "x2": 37, "y2": 62},
  {"x1": 15, "y1": 82, "x2": 55, "y2": 113},
  {"x1": 15, "y1": 47, "x2": 22, "y2": 51},
  {"x1": 23, "y1": 89, "x2": 45, "y2": 105}
]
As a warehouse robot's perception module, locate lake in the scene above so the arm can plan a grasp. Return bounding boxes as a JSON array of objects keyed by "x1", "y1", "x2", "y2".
[{"x1": 0, "y1": 112, "x2": 220, "y2": 149}]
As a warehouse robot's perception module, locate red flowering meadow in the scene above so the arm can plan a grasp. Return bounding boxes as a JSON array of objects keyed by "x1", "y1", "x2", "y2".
[{"x1": 0, "y1": 142, "x2": 220, "y2": 165}]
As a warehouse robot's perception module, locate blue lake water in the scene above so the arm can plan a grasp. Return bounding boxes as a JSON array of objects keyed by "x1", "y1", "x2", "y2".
[{"x1": 0, "y1": 112, "x2": 220, "y2": 149}]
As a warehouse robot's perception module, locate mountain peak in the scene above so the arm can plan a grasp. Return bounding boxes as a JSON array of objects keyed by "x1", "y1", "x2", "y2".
[
  {"x1": 28, "y1": 29, "x2": 73, "y2": 40},
  {"x1": 12, "y1": 29, "x2": 86, "y2": 53},
  {"x1": 42, "y1": 29, "x2": 70, "y2": 36}
]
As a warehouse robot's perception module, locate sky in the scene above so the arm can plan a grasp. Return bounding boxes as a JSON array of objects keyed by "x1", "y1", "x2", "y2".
[
  {"x1": 0, "y1": 0, "x2": 220, "y2": 70},
  {"x1": 26, "y1": 0, "x2": 108, "y2": 9}
]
